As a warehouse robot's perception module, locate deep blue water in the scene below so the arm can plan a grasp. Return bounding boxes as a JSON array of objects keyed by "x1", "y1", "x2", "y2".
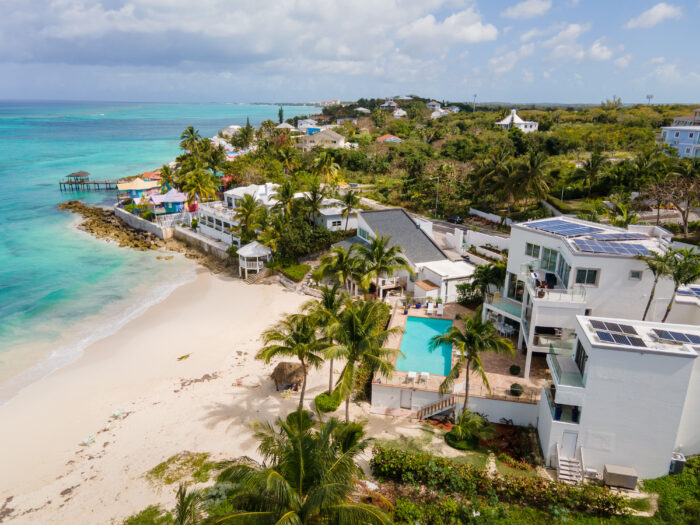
[{"x1": 0, "y1": 101, "x2": 315, "y2": 399}]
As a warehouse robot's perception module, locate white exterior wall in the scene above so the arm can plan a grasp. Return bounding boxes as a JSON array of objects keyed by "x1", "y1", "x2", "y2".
[
  {"x1": 537, "y1": 391, "x2": 580, "y2": 464},
  {"x1": 660, "y1": 127, "x2": 700, "y2": 158},
  {"x1": 675, "y1": 356, "x2": 700, "y2": 457},
  {"x1": 464, "y1": 230, "x2": 510, "y2": 252},
  {"x1": 198, "y1": 222, "x2": 236, "y2": 246},
  {"x1": 317, "y1": 213, "x2": 357, "y2": 231},
  {"x1": 467, "y1": 397, "x2": 539, "y2": 427}
]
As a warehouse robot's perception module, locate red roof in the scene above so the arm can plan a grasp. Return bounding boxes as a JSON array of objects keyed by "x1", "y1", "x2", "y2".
[
  {"x1": 376, "y1": 134, "x2": 402, "y2": 142},
  {"x1": 310, "y1": 114, "x2": 332, "y2": 120}
]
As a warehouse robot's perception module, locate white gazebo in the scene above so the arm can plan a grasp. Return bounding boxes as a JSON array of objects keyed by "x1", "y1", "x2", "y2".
[
  {"x1": 238, "y1": 241, "x2": 272, "y2": 279},
  {"x1": 275, "y1": 122, "x2": 297, "y2": 132}
]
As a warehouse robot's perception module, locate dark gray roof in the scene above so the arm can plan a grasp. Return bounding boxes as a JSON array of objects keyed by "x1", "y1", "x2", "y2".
[{"x1": 358, "y1": 209, "x2": 447, "y2": 264}]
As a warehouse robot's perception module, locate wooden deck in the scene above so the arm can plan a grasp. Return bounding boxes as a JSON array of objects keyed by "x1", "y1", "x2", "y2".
[{"x1": 59, "y1": 180, "x2": 118, "y2": 191}]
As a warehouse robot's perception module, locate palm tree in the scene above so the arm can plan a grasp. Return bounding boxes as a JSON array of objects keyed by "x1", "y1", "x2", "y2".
[
  {"x1": 607, "y1": 202, "x2": 639, "y2": 228},
  {"x1": 277, "y1": 147, "x2": 299, "y2": 177},
  {"x1": 159, "y1": 164, "x2": 177, "y2": 192},
  {"x1": 257, "y1": 314, "x2": 327, "y2": 411},
  {"x1": 313, "y1": 151, "x2": 341, "y2": 185},
  {"x1": 180, "y1": 163, "x2": 218, "y2": 207},
  {"x1": 233, "y1": 193, "x2": 264, "y2": 244},
  {"x1": 576, "y1": 149, "x2": 608, "y2": 196},
  {"x1": 449, "y1": 410, "x2": 497, "y2": 445},
  {"x1": 470, "y1": 263, "x2": 506, "y2": 299},
  {"x1": 173, "y1": 484, "x2": 202, "y2": 525},
  {"x1": 430, "y1": 308, "x2": 514, "y2": 414},
  {"x1": 518, "y1": 150, "x2": 550, "y2": 207},
  {"x1": 316, "y1": 245, "x2": 359, "y2": 291},
  {"x1": 304, "y1": 284, "x2": 347, "y2": 393},
  {"x1": 637, "y1": 251, "x2": 673, "y2": 321},
  {"x1": 355, "y1": 235, "x2": 413, "y2": 299},
  {"x1": 662, "y1": 249, "x2": 700, "y2": 322},
  {"x1": 180, "y1": 126, "x2": 202, "y2": 155},
  {"x1": 214, "y1": 410, "x2": 391, "y2": 524},
  {"x1": 328, "y1": 299, "x2": 402, "y2": 422},
  {"x1": 340, "y1": 190, "x2": 360, "y2": 230},
  {"x1": 272, "y1": 179, "x2": 297, "y2": 218},
  {"x1": 304, "y1": 178, "x2": 326, "y2": 227}
]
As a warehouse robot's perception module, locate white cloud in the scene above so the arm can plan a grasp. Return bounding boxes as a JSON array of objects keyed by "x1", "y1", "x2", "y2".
[
  {"x1": 522, "y1": 69, "x2": 534, "y2": 83},
  {"x1": 614, "y1": 53, "x2": 632, "y2": 68},
  {"x1": 520, "y1": 28, "x2": 545, "y2": 42},
  {"x1": 542, "y1": 23, "x2": 590, "y2": 61},
  {"x1": 502, "y1": 0, "x2": 552, "y2": 19},
  {"x1": 588, "y1": 39, "x2": 612, "y2": 61},
  {"x1": 488, "y1": 43, "x2": 535, "y2": 74},
  {"x1": 624, "y1": 3, "x2": 681, "y2": 29}
]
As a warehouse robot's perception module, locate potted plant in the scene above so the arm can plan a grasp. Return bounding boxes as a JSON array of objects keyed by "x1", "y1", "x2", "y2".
[
  {"x1": 510, "y1": 383, "x2": 524, "y2": 397},
  {"x1": 403, "y1": 299, "x2": 411, "y2": 315},
  {"x1": 509, "y1": 364, "x2": 521, "y2": 376},
  {"x1": 436, "y1": 297, "x2": 443, "y2": 305}
]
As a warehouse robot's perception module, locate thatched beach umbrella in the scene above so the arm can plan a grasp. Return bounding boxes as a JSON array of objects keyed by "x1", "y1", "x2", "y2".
[
  {"x1": 67, "y1": 171, "x2": 90, "y2": 178},
  {"x1": 270, "y1": 361, "x2": 304, "y2": 391}
]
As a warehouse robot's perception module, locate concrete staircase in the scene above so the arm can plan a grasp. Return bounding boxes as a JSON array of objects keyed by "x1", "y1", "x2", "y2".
[
  {"x1": 416, "y1": 395, "x2": 457, "y2": 420},
  {"x1": 245, "y1": 269, "x2": 268, "y2": 285},
  {"x1": 556, "y1": 445, "x2": 583, "y2": 485}
]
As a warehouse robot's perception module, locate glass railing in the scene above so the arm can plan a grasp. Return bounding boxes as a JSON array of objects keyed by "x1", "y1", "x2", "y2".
[
  {"x1": 544, "y1": 387, "x2": 581, "y2": 424},
  {"x1": 525, "y1": 276, "x2": 586, "y2": 303},
  {"x1": 547, "y1": 351, "x2": 584, "y2": 388}
]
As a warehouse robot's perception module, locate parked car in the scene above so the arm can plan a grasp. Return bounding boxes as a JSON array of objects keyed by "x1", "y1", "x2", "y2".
[{"x1": 446, "y1": 215, "x2": 464, "y2": 224}]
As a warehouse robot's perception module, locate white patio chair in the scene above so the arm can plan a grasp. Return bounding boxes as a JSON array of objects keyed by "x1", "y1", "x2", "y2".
[
  {"x1": 426, "y1": 303, "x2": 435, "y2": 315},
  {"x1": 437, "y1": 303, "x2": 444, "y2": 316},
  {"x1": 419, "y1": 372, "x2": 430, "y2": 383},
  {"x1": 407, "y1": 371, "x2": 417, "y2": 383}
]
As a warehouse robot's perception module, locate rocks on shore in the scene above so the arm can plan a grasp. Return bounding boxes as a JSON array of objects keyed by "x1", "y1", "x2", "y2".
[{"x1": 59, "y1": 201, "x2": 165, "y2": 251}]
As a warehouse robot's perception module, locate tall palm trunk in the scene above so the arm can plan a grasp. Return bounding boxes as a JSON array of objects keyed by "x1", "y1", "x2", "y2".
[
  {"x1": 345, "y1": 215, "x2": 350, "y2": 231},
  {"x1": 345, "y1": 397, "x2": 350, "y2": 423},
  {"x1": 462, "y1": 361, "x2": 471, "y2": 414},
  {"x1": 328, "y1": 359, "x2": 334, "y2": 393},
  {"x1": 642, "y1": 276, "x2": 660, "y2": 321},
  {"x1": 662, "y1": 285, "x2": 680, "y2": 323},
  {"x1": 298, "y1": 361, "x2": 307, "y2": 412}
]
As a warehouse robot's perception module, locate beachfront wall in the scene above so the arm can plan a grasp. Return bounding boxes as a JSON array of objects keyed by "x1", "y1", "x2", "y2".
[
  {"x1": 173, "y1": 227, "x2": 229, "y2": 259},
  {"x1": 371, "y1": 384, "x2": 538, "y2": 426},
  {"x1": 114, "y1": 206, "x2": 172, "y2": 240}
]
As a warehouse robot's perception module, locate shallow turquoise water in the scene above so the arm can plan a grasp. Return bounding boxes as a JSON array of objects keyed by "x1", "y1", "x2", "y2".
[
  {"x1": 0, "y1": 101, "x2": 315, "y2": 400},
  {"x1": 396, "y1": 316, "x2": 453, "y2": 376}
]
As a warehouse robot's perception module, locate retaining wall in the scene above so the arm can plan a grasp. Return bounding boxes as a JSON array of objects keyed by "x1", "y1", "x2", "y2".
[
  {"x1": 114, "y1": 206, "x2": 172, "y2": 239},
  {"x1": 173, "y1": 226, "x2": 229, "y2": 259}
]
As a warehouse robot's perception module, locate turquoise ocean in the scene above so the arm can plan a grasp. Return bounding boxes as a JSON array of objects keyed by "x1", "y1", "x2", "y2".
[{"x1": 0, "y1": 101, "x2": 315, "y2": 402}]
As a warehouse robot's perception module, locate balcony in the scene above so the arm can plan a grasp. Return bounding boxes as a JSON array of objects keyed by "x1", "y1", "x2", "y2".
[
  {"x1": 485, "y1": 294, "x2": 523, "y2": 319},
  {"x1": 533, "y1": 330, "x2": 576, "y2": 353},
  {"x1": 547, "y1": 352, "x2": 584, "y2": 388},
  {"x1": 544, "y1": 386, "x2": 581, "y2": 424},
  {"x1": 524, "y1": 276, "x2": 586, "y2": 303},
  {"x1": 199, "y1": 201, "x2": 238, "y2": 223}
]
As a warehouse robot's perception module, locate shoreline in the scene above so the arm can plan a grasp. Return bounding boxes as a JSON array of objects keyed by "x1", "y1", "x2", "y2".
[{"x1": 0, "y1": 270, "x2": 311, "y2": 524}]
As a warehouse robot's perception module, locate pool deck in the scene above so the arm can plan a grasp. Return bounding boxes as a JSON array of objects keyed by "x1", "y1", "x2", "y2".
[{"x1": 376, "y1": 302, "x2": 549, "y2": 404}]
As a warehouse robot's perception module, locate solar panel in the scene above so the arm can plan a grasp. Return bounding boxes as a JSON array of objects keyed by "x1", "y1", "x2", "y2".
[
  {"x1": 590, "y1": 233, "x2": 649, "y2": 241},
  {"x1": 627, "y1": 337, "x2": 646, "y2": 347},
  {"x1": 590, "y1": 320, "x2": 607, "y2": 330},
  {"x1": 652, "y1": 328, "x2": 700, "y2": 345},
  {"x1": 604, "y1": 322, "x2": 621, "y2": 332},
  {"x1": 596, "y1": 331, "x2": 614, "y2": 343},
  {"x1": 612, "y1": 333, "x2": 628, "y2": 345},
  {"x1": 529, "y1": 219, "x2": 603, "y2": 237},
  {"x1": 618, "y1": 324, "x2": 638, "y2": 335},
  {"x1": 573, "y1": 239, "x2": 649, "y2": 256}
]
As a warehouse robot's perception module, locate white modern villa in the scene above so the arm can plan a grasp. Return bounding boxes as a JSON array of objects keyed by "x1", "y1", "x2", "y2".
[
  {"x1": 197, "y1": 182, "x2": 357, "y2": 247},
  {"x1": 538, "y1": 315, "x2": 700, "y2": 481},
  {"x1": 495, "y1": 109, "x2": 538, "y2": 133},
  {"x1": 481, "y1": 217, "x2": 696, "y2": 379}
]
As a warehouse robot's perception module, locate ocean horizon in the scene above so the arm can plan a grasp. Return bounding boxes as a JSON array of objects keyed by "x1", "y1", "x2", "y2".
[{"x1": 0, "y1": 101, "x2": 315, "y2": 403}]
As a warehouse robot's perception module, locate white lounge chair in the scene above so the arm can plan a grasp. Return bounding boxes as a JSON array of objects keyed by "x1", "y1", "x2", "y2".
[
  {"x1": 427, "y1": 303, "x2": 435, "y2": 315},
  {"x1": 419, "y1": 372, "x2": 430, "y2": 383},
  {"x1": 407, "y1": 371, "x2": 417, "y2": 383},
  {"x1": 437, "y1": 303, "x2": 444, "y2": 316}
]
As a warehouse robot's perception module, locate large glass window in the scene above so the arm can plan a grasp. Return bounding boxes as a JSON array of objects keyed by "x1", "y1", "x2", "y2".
[
  {"x1": 506, "y1": 272, "x2": 524, "y2": 302},
  {"x1": 358, "y1": 227, "x2": 371, "y2": 240},
  {"x1": 574, "y1": 341, "x2": 588, "y2": 378},
  {"x1": 541, "y1": 248, "x2": 558, "y2": 272},
  {"x1": 575, "y1": 269, "x2": 598, "y2": 285},
  {"x1": 557, "y1": 257, "x2": 571, "y2": 287},
  {"x1": 525, "y1": 242, "x2": 540, "y2": 257}
]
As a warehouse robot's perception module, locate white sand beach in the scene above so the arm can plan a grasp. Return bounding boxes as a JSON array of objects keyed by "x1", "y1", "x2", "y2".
[{"x1": 0, "y1": 270, "x2": 427, "y2": 524}]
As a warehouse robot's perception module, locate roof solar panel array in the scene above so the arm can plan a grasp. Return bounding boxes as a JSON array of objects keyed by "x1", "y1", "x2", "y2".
[
  {"x1": 652, "y1": 329, "x2": 700, "y2": 345},
  {"x1": 528, "y1": 219, "x2": 603, "y2": 237},
  {"x1": 589, "y1": 233, "x2": 650, "y2": 241},
  {"x1": 595, "y1": 330, "x2": 646, "y2": 348},
  {"x1": 573, "y1": 239, "x2": 649, "y2": 256}
]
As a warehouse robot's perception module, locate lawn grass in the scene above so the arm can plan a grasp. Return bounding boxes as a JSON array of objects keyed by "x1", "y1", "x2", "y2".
[
  {"x1": 279, "y1": 263, "x2": 311, "y2": 282},
  {"x1": 627, "y1": 497, "x2": 652, "y2": 513},
  {"x1": 147, "y1": 451, "x2": 219, "y2": 486}
]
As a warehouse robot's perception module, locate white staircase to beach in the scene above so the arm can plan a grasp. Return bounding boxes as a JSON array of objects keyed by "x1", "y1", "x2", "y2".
[
  {"x1": 416, "y1": 395, "x2": 457, "y2": 420},
  {"x1": 246, "y1": 269, "x2": 268, "y2": 285},
  {"x1": 556, "y1": 445, "x2": 583, "y2": 484}
]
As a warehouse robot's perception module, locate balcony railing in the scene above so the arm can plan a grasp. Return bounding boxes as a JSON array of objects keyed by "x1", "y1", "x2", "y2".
[
  {"x1": 544, "y1": 386, "x2": 581, "y2": 424},
  {"x1": 547, "y1": 352, "x2": 584, "y2": 388},
  {"x1": 525, "y1": 276, "x2": 586, "y2": 303},
  {"x1": 199, "y1": 201, "x2": 238, "y2": 222}
]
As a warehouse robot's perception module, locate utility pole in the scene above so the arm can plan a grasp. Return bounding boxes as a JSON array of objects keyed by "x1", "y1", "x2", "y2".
[
  {"x1": 472, "y1": 94, "x2": 477, "y2": 113},
  {"x1": 646, "y1": 94, "x2": 654, "y2": 106}
]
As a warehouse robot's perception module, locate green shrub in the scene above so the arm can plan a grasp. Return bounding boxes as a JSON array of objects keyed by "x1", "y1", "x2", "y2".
[
  {"x1": 370, "y1": 445, "x2": 627, "y2": 516},
  {"x1": 445, "y1": 429, "x2": 479, "y2": 450},
  {"x1": 140, "y1": 210, "x2": 155, "y2": 221},
  {"x1": 509, "y1": 365, "x2": 521, "y2": 376},
  {"x1": 190, "y1": 218, "x2": 199, "y2": 229},
  {"x1": 280, "y1": 263, "x2": 311, "y2": 282},
  {"x1": 510, "y1": 383, "x2": 524, "y2": 397},
  {"x1": 497, "y1": 452, "x2": 531, "y2": 471},
  {"x1": 546, "y1": 195, "x2": 577, "y2": 214},
  {"x1": 393, "y1": 498, "x2": 421, "y2": 524},
  {"x1": 121, "y1": 505, "x2": 171, "y2": 525},
  {"x1": 314, "y1": 391, "x2": 340, "y2": 413}
]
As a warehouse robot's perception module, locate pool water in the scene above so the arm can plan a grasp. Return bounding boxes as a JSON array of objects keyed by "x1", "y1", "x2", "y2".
[{"x1": 396, "y1": 317, "x2": 453, "y2": 376}]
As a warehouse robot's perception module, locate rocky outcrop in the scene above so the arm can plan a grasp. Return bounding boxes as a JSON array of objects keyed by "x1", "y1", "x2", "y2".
[{"x1": 58, "y1": 201, "x2": 164, "y2": 251}]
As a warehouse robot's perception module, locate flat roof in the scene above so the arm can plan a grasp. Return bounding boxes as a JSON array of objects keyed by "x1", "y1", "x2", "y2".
[
  {"x1": 515, "y1": 217, "x2": 670, "y2": 258},
  {"x1": 420, "y1": 259, "x2": 475, "y2": 279},
  {"x1": 577, "y1": 315, "x2": 700, "y2": 358},
  {"x1": 662, "y1": 125, "x2": 700, "y2": 131}
]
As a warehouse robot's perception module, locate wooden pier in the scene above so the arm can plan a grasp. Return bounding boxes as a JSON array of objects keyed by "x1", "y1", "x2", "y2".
[{"x1": 59, "y1": 170, "x2": 118, "y2": 191}]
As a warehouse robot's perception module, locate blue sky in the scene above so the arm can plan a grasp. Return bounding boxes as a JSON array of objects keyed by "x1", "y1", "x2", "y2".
[{"x1": 0, "y1": 0, "x2": 698, "y2": 104}]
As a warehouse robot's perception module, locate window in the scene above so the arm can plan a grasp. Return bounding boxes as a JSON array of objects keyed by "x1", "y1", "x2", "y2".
[
  {"x1": 629, "y1": 270, "x2": 642, "y2": 280},
  {"x1": 358, "y1": 227, "x2": 371, "y2": 240},
  {"x1": 541, "y1": 248, "x2": 558, "y2": 272},
  {"x1": 675, "y1": 131, "x2": 680, "y2": 138},
  {"x1": 686, "y1": 148, "x2": 691, "y2": 154},
  {"x1": 574, "y1": 341, "x2": 588, "y2": 378},
  {"x1": 575, "y1": 269, "x2": 598, "y2": 285},
  {"x1": 331, "y1": 220, "x2": 342, "y2": 227},
  {"x1": 690, "y1": 133, "x2": 695, "y2": 138},
  {"x1": 557, "y1": 257, "x2": 571, "y2": 287},
  {"x1": 506, "y1": 272, "x2": 524, "y2": 302},
  {"x1": 525, "y1": 242, "x2": 540, "y2": 257}
]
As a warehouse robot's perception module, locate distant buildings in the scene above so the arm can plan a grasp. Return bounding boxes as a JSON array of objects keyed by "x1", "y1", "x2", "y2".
[
  {"x1": 426, "y1": 101, "x2": 441, "y2": 111},
  {"x1": 430, "y1": 108, "x2": 450, "y2": 119},
  {"x1": 392, "y1": 108, "x2": 408, "y2": 118},
  {"x1": 376, "y1": 134, "x2": 403, "y2": 143},
  {"x1": 355, "y1": 107, "x2": 371, "y2": 114},
  {"x1": 447, "y1": 105, "x2": 461, "y2": 114},
  {"x1": 495, "y1": 109, "x2": 538, "y2": 133},
  {"x1": 298, "y1": 129, "x2": 346, "y2": 152},
  {"x1": 380, "y1": 100, "x2": 398, "y2": 111},
  {"x1": 671, "y1": 108, "x2": 700, "y2": 126},
  {"x1": 660, "y1": 125, "x2": 700, "y2": 159}
]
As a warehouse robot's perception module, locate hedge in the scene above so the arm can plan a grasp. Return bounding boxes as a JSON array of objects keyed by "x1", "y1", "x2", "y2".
[
  {"x1": 314, "y1": 391, "x2": 340, "y2": 413},
  {"x1": 370, "y1": 445, "x2": 627, "y2": 516},
  {"x1": 546, "y1": 195, "x2": 577, "y2": 214}
]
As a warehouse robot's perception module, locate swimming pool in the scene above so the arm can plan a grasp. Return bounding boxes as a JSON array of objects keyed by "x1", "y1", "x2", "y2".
[{"x1": 396, "y1": 317, "x2": 453, "y2": 377}]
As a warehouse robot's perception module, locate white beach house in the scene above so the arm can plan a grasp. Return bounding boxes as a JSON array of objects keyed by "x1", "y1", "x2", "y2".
[
  {"x1": 426, "y1": 101, "x2": 441, "y2": 110},
  {"x1": 538, "y1": 315, "x2": 700, "y2": 481},
  {"x1": 298, "y1": 129, "x2": 346, "y2": 152},
  {"x1": 495, "y1": 109, "x2": 538, "y2": 133},
  {"x1": 481, "y1": 217, "x2": 692, "y2": 379}
]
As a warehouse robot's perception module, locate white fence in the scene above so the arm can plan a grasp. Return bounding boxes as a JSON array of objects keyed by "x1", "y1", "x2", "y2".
[
  {"x1": 114, "y1": 206, "x2": 172, "y2": 239},
  {"x1": 469, "y1": 208, "x2": 513, "y2": 226}
]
